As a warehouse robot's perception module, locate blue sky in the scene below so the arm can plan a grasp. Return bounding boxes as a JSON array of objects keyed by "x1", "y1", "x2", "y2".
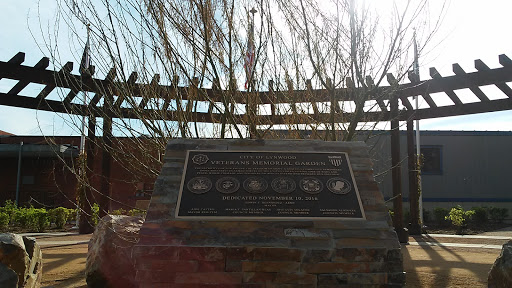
[{"x1": 1, "y1": 0, "x2": 511, "y2": 135}]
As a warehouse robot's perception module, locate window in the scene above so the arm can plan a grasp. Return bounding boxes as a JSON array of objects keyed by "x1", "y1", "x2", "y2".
[
  {"x1": 22, "y1": 175, "x2": 35, "y2": 185},
  {"x1": 420, "y1": 146, "x2": 442, "y2": 175}
]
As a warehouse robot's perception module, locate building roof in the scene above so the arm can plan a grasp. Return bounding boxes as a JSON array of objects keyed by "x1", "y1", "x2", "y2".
[{"x1": 0, "y1": 130, "x2": 14, "y2": 136}]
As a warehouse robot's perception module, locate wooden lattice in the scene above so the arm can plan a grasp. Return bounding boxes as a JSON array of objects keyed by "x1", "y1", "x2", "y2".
[{"x1": 1, "y1": 52, "x2": 512, "y2": 124}]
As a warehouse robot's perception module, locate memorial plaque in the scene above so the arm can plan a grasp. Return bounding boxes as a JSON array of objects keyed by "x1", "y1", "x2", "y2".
[{"x1": 175, "y1": 150, "x2": 366, "y2": 220}]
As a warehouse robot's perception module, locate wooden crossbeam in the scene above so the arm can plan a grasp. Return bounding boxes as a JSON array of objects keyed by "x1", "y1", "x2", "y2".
[
  {"x1": 367, "y1": 76, "x2": 388, "y2": 112},
  {"x1": 475, "y1": 59, "x2": 512, "y2": 98},
  {"x1": 3, "y1": 55, "x2": 512, "y2": 105},
  {"x1": 499, "y1": 54, "x2": 512, "y2": 67},
  {"x1": 0, "y1": 52, "x2": 26, "y2": 80},
  {"x1": 89, "y1": 68, "x2": 117, "y2": 107},
  {"x1": 408, "y1": 71, "x2": 437, "y2": 108},
  {"x1": 36, "y1": 62, "x2": 73, "y2": 101},
  {"x1": 162, "y1": 75, "x2": 179, "y2": 112},
  {"x1": 306, "y1": 79, "x2": 319, "y2": 115},
  {"x1": 114, "y1": 72, "x2": 138, "y2": 108},
  {"x1": 429, "y1": 67, "x2": 463, "y2": 105},
  {"x1": 387, "y1": 73, "x2": 413, "y2": 110},
  {"x1": 138, "y1": 74, "x2": 160, "y2": 109},
  {"x1": 452, "y1": 63, "x2": 489, "y2": 102},
  {"x1": 8, "y1": 57, "x2": 49, "y2": 96},
  {"x1": 2, "y1": 52, "x2": 512, "y2": 125}
]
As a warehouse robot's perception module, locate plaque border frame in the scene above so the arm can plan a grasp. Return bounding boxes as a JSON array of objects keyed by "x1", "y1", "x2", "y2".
[{"x1": 175, "y1": 150, "x2": 366, "y2": 221}]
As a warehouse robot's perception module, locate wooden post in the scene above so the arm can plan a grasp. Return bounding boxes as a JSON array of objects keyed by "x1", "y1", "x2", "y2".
[
  {"x1": 327, "y1": 77, "x2": 336, "y2": 141},
  {"x1": 390, "y1": 96, "x2": 408, "y2": 243},
  {"x1": 269, "y1": 80, "x2": 276, "y2": 116},
  {"x1": 100, "y1": 93, "x2": 113, "y2": 217},
  {"x1": 247, "y1": 83, "x2": 257, "y2": 138},
  {"x1": 79, "y1": 116, "x2": 96, "y2": 234},
  {"x1": 407, "y1": 120, "x2": 421, "y2": 234}
]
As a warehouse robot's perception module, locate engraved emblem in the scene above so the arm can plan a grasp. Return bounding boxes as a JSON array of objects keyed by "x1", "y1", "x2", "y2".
[
  {"x1": 327, "y1": 177, "x2": 352, "y2": 195},
  {"x1": 271, "y1": 177, "x2": 296, "y2": 194},
  {"x1": 216, "y1": 177, "x2": 240, "y2": 194},
  {"x1": 192, "y1": 154, "x2": 209, "y2": 165},
  {"x1": 187, "y1": 177, "x2": 212, "y2": 194},
  {"x1": 299, "y1": 177, "x2": 323, "y2": 194},
  {"x1": 328, "y1": 155, "x2": 343, "y2": 167},
  {"x1": 243, "y1": 177, "x2": 268, "y2": 194}
]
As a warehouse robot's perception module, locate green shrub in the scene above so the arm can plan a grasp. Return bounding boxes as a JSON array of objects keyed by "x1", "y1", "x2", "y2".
[
  {"x1": 14, "y1": 207, "x2": 37, "y2": 229},
  {"x1": 423, "y1": 209, "x2": 431, "y2": 224},
  {"x1": 52, "y1": 207, "x2": 68, "y2": 229},
  {"x1": 128, "y1": 209, "x2": 146, "y2": 217},
  {"x1": 92, "y1": 203, "x2": 100, "y2": 226},
  {"x1": 33, "y1": 209, "x2": 50, "y2": 232},
  {"x1": 445, "y1": 206, "x2": 475, "y2": 231},
  {"x1": 67, "y1": 209, "x2": 77, "y2": 223},
  {"x1": 433, "y1": 207, "x2": 450, "y2": 226},
  {"x1": 489, "y1": 207, "x2": 508, "y2": 223},
  {"x1": 0, "y1": 200, "x2": 17, "y2": 224},
  {"x1": 110, "y1": 208, "x2": 126, "y2": 216},
  {"x1": 471, "y1": 207, "x2": 488, "y2": 224},
  {"x1": 403, "y1": 209, "x2": 411, "y2": 225},
  {"x1": 0, "y1": 212, "x2": 10, "y2": 230}
]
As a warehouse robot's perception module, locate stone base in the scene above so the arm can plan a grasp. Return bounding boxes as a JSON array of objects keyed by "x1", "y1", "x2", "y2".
[
  {"x1": 134, "y1": 139, "x2": 405, "y2": 287},
  {"x1": 133, "y1": 245, "x2": 404, "y2": 287}
]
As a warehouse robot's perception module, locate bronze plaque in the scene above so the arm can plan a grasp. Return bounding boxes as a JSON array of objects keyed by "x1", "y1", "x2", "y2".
[{"x1": 175, "y1": 150, "x2": 365, "y2": 220}]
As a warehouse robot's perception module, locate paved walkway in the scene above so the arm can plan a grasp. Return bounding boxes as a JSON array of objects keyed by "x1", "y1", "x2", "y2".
[
  {"x1": 20, "y1": 227, "x2": 512, "y2": 249},
  {"x1": 403, "y1": 228, "x2": 512, "y2": 250}
]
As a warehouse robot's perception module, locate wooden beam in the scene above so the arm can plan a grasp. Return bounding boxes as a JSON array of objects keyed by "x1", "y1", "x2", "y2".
[
  {"x1": 387, "y1": 73, "x2": 413, "y2": 110},
  {"x1": 79, "y1": 116, "x2": 96, "y2": 234},
  {"x1": 7, "y1": 57, "x2": 49, "y2": 96},
  {"x1": 475, "y1": 59, "x2": 512, "y2": 98},
  {"x1": 99, "y1": 92, "x2": 113, "y2": 217},
  {"x1": 89, "y1": 68, "x2": 117, "y2": 107},
  {"x1": 452, "y1": 63, "x2": 490, "y2": 102},
  {"x1": 429, "y1": 67, "x2": 463, "y2": 105},
  {"x1": 390, "y1": 96, "x2": 407, "y2": 243},
  {"x1": 138, "y1": 74, "x2": 160, "y2": 109},
  {"x1": 114, "y1": 72, "x2": 138, "y2": 108},
  {"x1": 3, "y1": 54, "x2": 512, "y2": 106},
  {"x1": 499, "y1": 54, "x2": 512, "y2": 67},
  {"x1": 407, "y1": 120, "x2": 421, "y2": 235}
]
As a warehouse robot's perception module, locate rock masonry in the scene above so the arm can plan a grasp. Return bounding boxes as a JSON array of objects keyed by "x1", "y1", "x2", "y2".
[
  {"x1": 0, "y1": 233, "x2": 43, "y2": 288},
  {"x1": 133, "y1": 139, "x2": 405, "y2": 287}
]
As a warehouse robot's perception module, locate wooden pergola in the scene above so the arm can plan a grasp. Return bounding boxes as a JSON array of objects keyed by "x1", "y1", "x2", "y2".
[{"x1": 2, "y1": 51, "x2": 512, "y2": 236}]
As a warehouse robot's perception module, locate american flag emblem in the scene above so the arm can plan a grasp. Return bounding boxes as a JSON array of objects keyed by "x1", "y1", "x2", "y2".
[{"x1": 328, "y1": 156, "x2": 343, "y2": 167}]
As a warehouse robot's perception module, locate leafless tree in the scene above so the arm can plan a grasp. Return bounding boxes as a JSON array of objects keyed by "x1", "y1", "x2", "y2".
[{"x1": 33, "y1": 0, "x2": 444, "y2": 230}]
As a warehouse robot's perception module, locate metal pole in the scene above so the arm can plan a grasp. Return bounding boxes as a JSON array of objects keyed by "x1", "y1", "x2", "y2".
[
  {"x1": 15, "y1": 141, "x2": 23, "y2": 206},
  {"x1": 413, "y1": 29, "x2": 423, "y2": 225}
]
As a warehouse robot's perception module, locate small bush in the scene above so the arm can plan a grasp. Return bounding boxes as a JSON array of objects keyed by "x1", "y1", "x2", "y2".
[
  {"x1": 489, "y1": 207, "x2": 509, "y2": 223},
  {"x1": 14, "y1": 207, "x2": 37, "y2": 230},
  {"x1": 0, "y1": 212, "x2": 10, "y2": 230},
  {"x1": 471, "y1": 207, "x2": 488, "y2": 224},
  {"x1": 110, "y1": 208, "x2": 127, "y2": 216},
  {"x1": 92, "y1": 203, "x2": 100, "y2": 226},
  {"x1": 67, "y1": 209, "x2": 77, "y2": 223},
  {"x1": 433, "y1": 207, "x2": 450, "y2": 226},
  {"x1": 128, "y1": 209, "x2": 146, "y2": 217},
  {"x1": 0, "y1": 200, "x2": 17, "y2": 223},
  {"x1": 445, "y1": 206, "x2": 475, "y2": 233},
  {"x1": 404, "y1": 209, "x2": 411, "y2": 225},
  {"x1": 423, "y1": 209, "x2": 431, "y2": 224},
  {"x1": 52, "y1": 207, "x2": 68, "y2": 229},
  {"x1": 33, "y1": 209, "x2": 50, "y2": 232}
]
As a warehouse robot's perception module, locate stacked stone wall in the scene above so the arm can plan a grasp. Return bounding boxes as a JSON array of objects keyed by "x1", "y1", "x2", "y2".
[{"x1": 134, "y1": 139, "x2": 404, "y2": 287}]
